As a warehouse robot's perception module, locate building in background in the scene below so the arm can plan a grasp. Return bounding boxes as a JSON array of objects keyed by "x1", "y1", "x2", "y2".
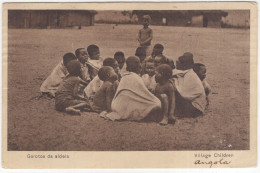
[
  {"x1": 8, "y1": 10, "x2": 250, "y2": 29},
  {"x1": 8, "y1": 10, "x2": 97, "y2": 29},
  {"x1": 132, "y1": 10, "x2": 229, "y2": 28},
  {"x1": 221, "y1": 10, "x2": 250, "y2": 28},
  {"x1": 95, "y1": 10, "x2": 132, "y2": 24}
]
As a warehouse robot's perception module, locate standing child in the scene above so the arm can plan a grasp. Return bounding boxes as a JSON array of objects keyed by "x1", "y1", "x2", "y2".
[
  {"x1": 141, "y1": 58, "x2": 157, "y2": 93},
  {"x1": 91, "y1": 66, "x2": 119, "y2": 114},
  {"x1": 40, "y1": 53, "x2": 77, "y2": 97},
  {"x1": 193, "y1": 63, "x2": 211, "y2": 105},
  {"x1": 86, "y1": 44, "x2": 103, "y2": 79},
  {"x1": 138, "y1": 15, "x2": 153, "y2": 57},
  {"x1": 55, "y1": 60, "x2": 88, "y2": 115},
  {"x1": 154, "y1": 64, "x2": 176, "y2": 125}
]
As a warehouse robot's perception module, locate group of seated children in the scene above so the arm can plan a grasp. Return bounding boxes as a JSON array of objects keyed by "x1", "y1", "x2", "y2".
[
  {"x1": 40, "y1": 45, "x2": 102, "y2": 97},
  {"x1": 40, "y1": 43, "x2": 211, "y2": 125}
]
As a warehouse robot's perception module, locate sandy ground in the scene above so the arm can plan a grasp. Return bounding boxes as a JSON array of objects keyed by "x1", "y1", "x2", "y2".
[{"x1": 7, "y1": 24, "x2": 250, "y2": 151}]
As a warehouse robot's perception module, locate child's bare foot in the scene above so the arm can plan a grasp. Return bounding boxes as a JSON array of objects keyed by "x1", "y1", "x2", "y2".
[
  {"x1": 65, "y1": 107, "x2": 81, "y2": 115},
  {"x1": 159, "y1": 116, "x2": 168, "y2": 126},
  {"x1": 82, "y1": 107, "x2": 93, "y2": 112},
  {"x1": 169, "y1": 115, "x2": 177, "y2": 124}
]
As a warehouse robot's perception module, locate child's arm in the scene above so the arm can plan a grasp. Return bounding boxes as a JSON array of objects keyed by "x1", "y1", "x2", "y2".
[
  {"x1": 105, "y1": 84, "x2": 116, "y2": 112},
  {"x1": 78, "y1": 77, "x2": 90, "y2": 86},
  {"x1": 203, "y1": 80, "x2": 211, "y2": 96},
  {"x1": 89, "y1": 67, "x2": 99, "y2": 80},
  {"x1": 167, "y1": 85, "x2": 176, "y2": 117},
  {"x1": 137, "y1": 30, "x2": 141, "y2": 43},
  {"x1": 140, "y1": 29, "x2": 153, "y2": 46},
  {"x1": 73, "y1": 80, "x2": 87, "y2": 101}
]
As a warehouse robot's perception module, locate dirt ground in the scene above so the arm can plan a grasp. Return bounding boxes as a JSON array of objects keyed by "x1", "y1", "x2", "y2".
[{"x1": 7, "y1": 24, "x2": 250, "y2": 151}]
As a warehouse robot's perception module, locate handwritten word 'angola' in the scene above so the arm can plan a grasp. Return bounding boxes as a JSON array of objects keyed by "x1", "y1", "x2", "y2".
[{"x1": 194, "y1": 158, "x2": 231, "y2": 168}]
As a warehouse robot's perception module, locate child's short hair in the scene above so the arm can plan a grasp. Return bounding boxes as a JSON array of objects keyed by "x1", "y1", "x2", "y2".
[
  {"x1": 156, "y1": 64, "x2": 172, "y2": 80},
  {"x1": 143, "y1": 15, "x2": 151, "y2": 23},
  {"x1": 103, "y1": 57, "x2": 117, "y2": 67},
  {"x1": 98, "y1": 66, "x2": 113, "y2": 81},
  {"x1": 75, "y1": 48, "x2": 85, "y2": 58},
  {"x1": 63, "y1": 53, "x2": 77, "y2": 67},
  {"x1": 193, "y1": 63, "x2": 206, "y2": 74},
  {"x1": 183, "y1": 52, "x2": 193, "y2": 60},
  {"x1": 126, "y1": 56, "x2": 140, "y2": 73},
  {"x1": 87, "y1": 44, "x2": 99, "y2": 56},
  {"x1": 178, "y1": 53, "x2": 194, "y2": 69},
  {"x1": 155, "y1": 54, "x2": 167, "y2": 64},
  {"x1": 153, "y1": 44, "x2": 164, "y2": 53},
  {"x1": 66, "y1": 60, "x2": 81, "y2": 76},
  {"x1": 135, "y1": 47, "x2": 146, "y2": 58},
  {"x1": 114, "y1": 51, "x2": 125, "y2": 62},
  {"x1": 146, "y1": 57, "x2": 155, "y2": 63}
]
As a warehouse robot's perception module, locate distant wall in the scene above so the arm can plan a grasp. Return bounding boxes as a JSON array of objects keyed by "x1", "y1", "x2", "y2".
[
  {"x1": 191, "y1": 14, "x2": 222, "y2": 28},
  {"x1": 135, "y1": 11, "x2": 225, "y2": 28},
  {"x1": 8, "y1": 10, "x2": 95, "y2": 29},
  {"x1": 222, "y1": 10, "x2": 250, "y2": 28},
  {"x1": 191, "y1": 15, "x2": 203, "y2": 27},
  {"x1": 95, "y1": 11, "x2": 131, "y2": 24}
]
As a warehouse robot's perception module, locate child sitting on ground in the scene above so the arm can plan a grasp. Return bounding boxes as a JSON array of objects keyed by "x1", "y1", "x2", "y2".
[
  {"x1": 151, "y1": 43, "x2": 175, "y2": 69},
  {"x1": 151, "y1": 43, "x2": 164, "y2": 58},
  {"x1": 105, "y1": 56, "x2": 161, "y2": 121},
  {"x1": 75, "y1": 48, "x2": 91, "y2": 82},
  {"x1": 172, "y1": 52, "x2": 207, "y2": 117},
  {"x1": 114, "y1": 51, "x2": 125, "y2": 77},
  {"x1": 154, "y1": 54, "x2": 168, "y2": 68},
  {"x1": 55, "y1": 60, "x2": 88, "y2": 115},
  {"x1": 114, "y1": 51, "x2": 125, "y2": 70},
  {"x1": 154, "y1": 64, "x2": 176, "y2": 125},
  {"x1": 135, "y1": 47, "x2": 147, "y2": 63},
  {"x1": 91, "y1": 66, "x2": 119, "y2": 114},
  {"x1": 86, "y1": 44, "x2": 103, "y2": 79},
  {"x1": 141, "y1": 58, "x2": 157, "y2": 93},
  {"x1": 40, "y1": 52, "x2": 77, "y2": 97},
  {"x1": 138, "y1": 15, "x2": 153, "y2": 57},
  {"x1": 135, "y1": 47, "x2": 147, "y2": 75},
  {"x1": 84, "y1": 58, "x2": 120, "y2": 100},
  {"x1": 193, "y1": 63, "x2": 211, "y2": 105}
]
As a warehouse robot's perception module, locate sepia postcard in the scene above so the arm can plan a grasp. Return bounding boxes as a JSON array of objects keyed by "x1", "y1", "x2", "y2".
[{"x1": 1, "y1": 2, "x2": 258, "y2": 169}]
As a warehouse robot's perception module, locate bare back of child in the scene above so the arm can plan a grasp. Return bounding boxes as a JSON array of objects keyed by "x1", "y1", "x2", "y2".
[
  {"x1": 84, "y1": 57, "x2": 120, "y2": 100},
  {"x1": 92, "y1": 66, "x2": 119, "y2": 114},
  {"x1": 55, "y1": 60, "x2": 88, "y2": 115}
]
